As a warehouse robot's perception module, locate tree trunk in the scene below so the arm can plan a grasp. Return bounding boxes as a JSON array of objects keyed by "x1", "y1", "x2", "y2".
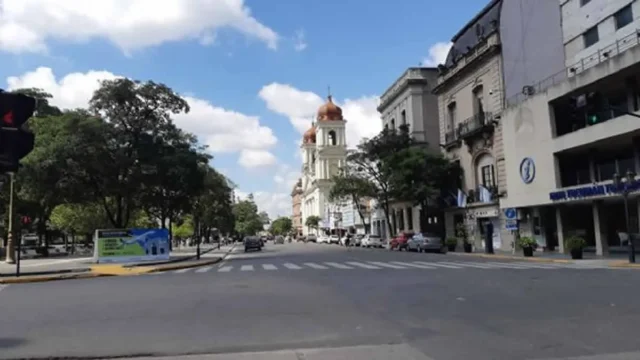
[{"x1": 353, "y1": 195, "x2": 368, "y2": 234}]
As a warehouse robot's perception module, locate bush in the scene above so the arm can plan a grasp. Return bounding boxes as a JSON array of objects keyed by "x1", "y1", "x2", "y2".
[
  {"x1": 517, "y1": 236, "x2": 537, "y2": 249},
  {"x1": 445, "y1": 237, "x2": 458, "y2": 246},
  {"x1": 565, "y1": 236, "x2": 586, "y2": 250}
]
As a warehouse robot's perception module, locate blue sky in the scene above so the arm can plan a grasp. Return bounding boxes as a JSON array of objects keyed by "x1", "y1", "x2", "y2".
[{"x1": 0, "y1": 0, "x2": 488, "y2": 217}]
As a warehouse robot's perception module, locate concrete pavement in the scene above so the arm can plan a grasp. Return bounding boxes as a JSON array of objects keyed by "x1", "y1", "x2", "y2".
[{"x1": 1, "y1": 242, "x2": 640, "y2": 360}]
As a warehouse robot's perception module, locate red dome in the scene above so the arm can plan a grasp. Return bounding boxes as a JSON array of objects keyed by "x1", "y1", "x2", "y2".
[
  {"x1": 317, "y1": 96, "x2": 343, "y2": 121},
  {"x1": 302, "y1": 125, "x2": 316, "y2": 144}
]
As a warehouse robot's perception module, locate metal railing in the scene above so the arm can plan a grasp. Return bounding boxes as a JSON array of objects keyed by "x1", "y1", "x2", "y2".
[
  {"x1": 443, "y1": 111, "x2": 494, "y2": 145},
  {"x1": 506, "y1": 30, "x2": 640, "y2": 107}
]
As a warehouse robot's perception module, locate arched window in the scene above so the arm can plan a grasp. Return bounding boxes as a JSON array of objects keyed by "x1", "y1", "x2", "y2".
[
  {"x1": 475, "y1": 153, "x2": 495, "y2": 188},
  {"x1": 328, "y1": 130, "x2": 337, "y2": 145}
]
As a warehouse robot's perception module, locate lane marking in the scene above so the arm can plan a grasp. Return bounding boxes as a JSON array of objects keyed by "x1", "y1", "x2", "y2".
[
  {"x1": 415, "y1": 261, "x2": 461, "y2": 269},
  {"x1": 240, "y1": 265, "x2": 254, "y2": 271},
  {"x1": 324, "y1": 262, "x2": 353, "y2": 269},
  {"x1": 283, "y1": 263, "x2": 302, "y2": 270},
  {"x1": 390, "y1": 261, "x2": 436, "y2": 269},
  {"x1": 445, "y1": 261, "x2": 496, "y2": 269},
  {"x1": 485, "y1": 262, "x2": 539, "y2": 269},
  {"x1": 195, "y1": 266, "x2": 213, "y2": 273},
  {"x1": 0, "y1": 285, "x2": 8, "y2": 293},
  {"x1": 218, "y1": 266, "x2": 233, "y2": 272},
  {"x1": 368, "y1": 261, "x2": 407, "y2": 269},
  {"x1": 346, "y1": 261, "x2": 380, "y2": 269},
  {"x1": 263, "y1": 264, "x2": 277, "y2": 270},
  {"x1": 174, "y1": 268, "x2": 192, "y2": 274},
  {"x1": 303, "y1": 262, "x2": 328, "y2": 269}
]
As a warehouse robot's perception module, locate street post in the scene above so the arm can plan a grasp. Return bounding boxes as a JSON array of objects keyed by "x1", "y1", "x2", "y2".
[{"x1": 613, "y1": 171, "x2": 636, "y2": 263}]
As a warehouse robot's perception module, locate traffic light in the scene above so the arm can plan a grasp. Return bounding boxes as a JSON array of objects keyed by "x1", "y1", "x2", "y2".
[
  {"x1": 0, "y1": 92, "x2": 36, "y2": 173},
  {"x1": 569, "y1": 92, "x2": 605, "y2": 125}
]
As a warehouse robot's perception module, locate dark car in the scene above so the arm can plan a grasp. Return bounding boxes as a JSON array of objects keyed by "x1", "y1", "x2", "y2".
[{"x1": 244, "y1": 236, "x2": 262, "y2": 252}]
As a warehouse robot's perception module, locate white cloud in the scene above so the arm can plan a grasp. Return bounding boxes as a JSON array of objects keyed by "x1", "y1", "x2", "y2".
[
  {"x1": 273, "y1": 163, "x2": 299, "y2": 191},
  {"x1": 258, "y1": 83, "x2": 382, "y2": 147},
  {"x1": 6, "y1": 66, "x2": 278, "y2": 169},
  {"x1": 236, "y1": 190, "x2": 291, "y2": 219},
  {"x1": 238, "y1": 150, "x2": 276, "y2": 168},
  {"x1": 422, "y1": 42, "x2": 452, "y2": 67},
  {"x1": 293, "y1": 29, "x2": 307, "y2": 51},
  {"x1": 0, "y1": 0, "x2": 278, "y2": 54}
]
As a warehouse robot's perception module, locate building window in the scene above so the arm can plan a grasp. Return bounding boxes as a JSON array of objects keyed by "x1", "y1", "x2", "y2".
[
  {"x1": 615, "y1": 5, "x2": 633, "y2": 30},
  {"x1": 473, "y1": 86, "x2": 484, "y2": 116},
  {"x1": 580, "y1": 0, "x2": 591, "y2": 5},
  {"x1": 583, "y1": 26, "x2": 599, "y2": 48},
  {"x1": 481, "y1": 165, "x2": 495, "y2": 187},
  {"x1": 401, "y1": 110, "x2": 406, "y2": 125},
  {"x1": 447, "y1": 103, "x2": 456, "y2": 130},
  {"x1": 390, "y1": 119, "x2": 395, "y2": 130},
  {"x1": 328, "y1": 130, "x2": 337, "y2": 145}
]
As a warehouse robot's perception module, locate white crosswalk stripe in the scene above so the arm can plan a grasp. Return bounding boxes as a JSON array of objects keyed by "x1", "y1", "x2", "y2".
[
  {"x1": 346, "y1": 261, "x2": 380, "y2": 269},
  {"x1": 304, "y1": 262, "x2": 328, "y2": 269},
  {"x1": 153, "y1": 259, "x2": 616, "y2": 275}
]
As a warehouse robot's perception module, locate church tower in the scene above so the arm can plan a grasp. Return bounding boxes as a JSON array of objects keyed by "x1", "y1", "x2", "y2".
[{"x1": 314, "y1": 95, "x2": 347, "y2": 181}]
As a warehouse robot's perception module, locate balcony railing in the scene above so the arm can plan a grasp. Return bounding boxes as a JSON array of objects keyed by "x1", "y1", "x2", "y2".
[
  {"x1": 443, "y1": 111, "x2": 495, "y2": 147},
  {"x1": 466, "y1": 185, "x2": 499, "y2": 205},
  {"x1": 506, "y1": 29, "x2": 640, "y2": 107}
]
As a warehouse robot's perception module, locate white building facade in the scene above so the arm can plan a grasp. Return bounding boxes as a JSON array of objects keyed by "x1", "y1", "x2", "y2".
[
  {"x1": 500, "y1": 0, "x2": 640, "y2": 256},
  {"x1": 300, "y1": 96, "x2": 348, "y2": 236}
]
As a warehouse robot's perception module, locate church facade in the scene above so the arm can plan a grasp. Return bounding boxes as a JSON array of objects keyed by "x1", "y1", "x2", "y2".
[{"x1": 300, "y1": 96, "x2": 347, "y2": 235}]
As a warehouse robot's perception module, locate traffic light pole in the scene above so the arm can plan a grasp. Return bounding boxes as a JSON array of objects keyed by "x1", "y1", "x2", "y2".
[{"x1": 4, "y1": 172, "x2": 14, "y2": 264}]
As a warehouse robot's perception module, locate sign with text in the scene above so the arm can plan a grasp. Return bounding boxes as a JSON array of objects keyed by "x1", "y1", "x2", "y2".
[
  {"x1": 93, "y1": 228, "x2": 170, "y2": 263},
  {"x1": 549, "y1": 181, "x2": 640, "y2": 202}
]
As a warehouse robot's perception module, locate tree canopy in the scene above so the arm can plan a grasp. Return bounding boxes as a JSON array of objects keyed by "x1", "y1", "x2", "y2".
[
  {"x1": 269, "y1": 217, "x2": 293, "y2": 236},
  {"x1": 2, "y1": 80, "x2": 241, "y2": 258}
]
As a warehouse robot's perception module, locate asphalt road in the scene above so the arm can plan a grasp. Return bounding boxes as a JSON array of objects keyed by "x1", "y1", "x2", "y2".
[{"x1": 1, "y1": 242, "x2": 639, "y2": 360}]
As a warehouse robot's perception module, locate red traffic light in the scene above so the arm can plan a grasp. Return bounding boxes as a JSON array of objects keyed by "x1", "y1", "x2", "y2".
[
  {"x1": 3, "y1": 110, "x2": 13, "y2": 126},
  {"x1": 0, "y1": 93, "x2": 36, "y2": 128},
  {"x1": 21, "y1": 216, "x2": 31, "y2": 225}
]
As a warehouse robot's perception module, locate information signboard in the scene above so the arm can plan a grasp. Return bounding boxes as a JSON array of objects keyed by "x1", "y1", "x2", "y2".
[{"x1": 93, "y1": 228, "x2": 170, "y2": 263}]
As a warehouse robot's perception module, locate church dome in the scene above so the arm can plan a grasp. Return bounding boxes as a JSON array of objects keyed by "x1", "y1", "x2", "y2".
[
  {"x1": 317, "y1": 95, "x2": 343, "y2": 121},
  {"x1": 303, "y1": 124, "x2": 316, "y2": 144}
]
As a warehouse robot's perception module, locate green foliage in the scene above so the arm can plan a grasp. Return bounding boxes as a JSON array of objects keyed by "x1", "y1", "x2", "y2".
[
  {"x1": 233, "y1": 195, "x2": 263, "y2": 236},
  {"x1": 565, "y1": 236, "x2": 586, "y2": 250},
  {"x1": 173, "y1": 215, "x2": 194, "y2": 238},
  {"x1": 329, "y1": 170, "x2": 376, "y2": 233},
  {"x1": 517, "y1": 236, "x2": 538, "y2": 249},
  {"x1": 305, "y1": 215, "x2": 321, "y2": 230},
  {"x1": 8, "y1": 81, "x2": 238, "y2": 246},
  {"x1": 269, "y1": 217, "x2": 292, "y2": 235}
]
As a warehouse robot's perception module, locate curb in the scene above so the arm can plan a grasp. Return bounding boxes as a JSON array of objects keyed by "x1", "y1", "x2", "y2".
[
  {"x1": 0, "y1": 271, "x2": 107, "y2": 284},
  {"x1": 144, "y1": 258, "x2": 223, "y2": 273},
  {"x1": 123, "y1": 247, "x2": 217, "y2": 267},
  {"x1": 448, "y1": 252, "x2": 574, "y2": 264},
  {"x1": 608, "y1": 260, "x2": 640, "y2": 268}
]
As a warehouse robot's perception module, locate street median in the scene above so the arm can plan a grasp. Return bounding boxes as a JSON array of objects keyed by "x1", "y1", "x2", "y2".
[
  {"x1": 448, "y1": 251, "x2": 574, "y2": 264},
  {"x1": 608, "y1": 260, "x2": 640, "y2": 268},
  {"x1": 0, "y1": 271, "x2": 105, "y2": 284}
]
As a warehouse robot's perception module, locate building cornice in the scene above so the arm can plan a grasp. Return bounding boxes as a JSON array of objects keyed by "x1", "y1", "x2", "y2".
[
  {"x1": 378, "y1": 67, "x2": 435, "y2": 112},
  {"x1": 433, "y1": 40, "x2": 501, "y2": 95}
]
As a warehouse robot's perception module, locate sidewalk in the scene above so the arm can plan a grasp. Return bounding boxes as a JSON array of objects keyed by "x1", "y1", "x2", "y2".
[
  {"x1": 0, "y1": 244, "x2": 234, "y2": 279},
  {"x1": 448, "y1": 248, "x2": 638, "y2": 267}
]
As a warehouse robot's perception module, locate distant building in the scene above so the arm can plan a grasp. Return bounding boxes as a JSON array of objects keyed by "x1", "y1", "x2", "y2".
[
  {"x1": 299, "y1": 96, "x2": 348, "y2": 236},
  {"x1": 291, "y1": 178, "x2": 303, "y2": 236}
]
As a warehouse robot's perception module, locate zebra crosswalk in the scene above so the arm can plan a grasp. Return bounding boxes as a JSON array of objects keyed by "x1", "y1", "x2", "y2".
[{"x1": 152, "y1": 260, "x2": 611, "y2": 275}]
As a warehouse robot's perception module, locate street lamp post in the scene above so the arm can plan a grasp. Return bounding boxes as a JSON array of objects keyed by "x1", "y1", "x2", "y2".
[{"x1": 613, "y1": 170, "x2": 636, "y2": 263}]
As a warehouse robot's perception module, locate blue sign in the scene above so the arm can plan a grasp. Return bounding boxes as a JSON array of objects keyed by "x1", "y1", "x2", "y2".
[
  {"x1": 520, "y1": 157, "x2": 535, "y2": 184},
  {"x1": 505, "y1": 219, "x2": 518, "y2": 231},
  {"x1": 549, "y1": 181, "x2": 640, "y2": 201},
  {"x1": 504, "y1": 208, "x2": 517, "y2": 219}
]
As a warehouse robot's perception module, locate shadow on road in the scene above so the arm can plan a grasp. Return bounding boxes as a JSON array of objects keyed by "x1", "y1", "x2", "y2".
[{"x1": 0, "y1": 337, "x2": 27, "y2": 349}]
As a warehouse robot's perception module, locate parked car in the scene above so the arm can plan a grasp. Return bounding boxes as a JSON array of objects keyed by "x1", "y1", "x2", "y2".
[
  {"x1": 275, "y1": 235, "x2": 285, "y2": 244},
  {"x1": 317, "y1": 235, "x2": 330, "y2": 244},
  {"x1": 244, "y1": 236, "x2": 262, "y2": 252},
  {"x1": 307, "y1": 234, "x2": 317, "y2": 243},
  {"x1": 406, "y1": 235, "x2": 424, "y2": 252},
  {"x1": 389, "y1": 232, "x2": 414, "y2": 251},
  {"x1": 416, "y1": 233, "x2": 447, "y2": 253},
  {"x1": 354, "y1": 234, "x2": 364, "y2": 246},
  {"x1": 361, "y1": 234, "x2": 384, "y2": 248},
  {"x1": 329, "y1": 235, "x2": 340, "y2": 244}
]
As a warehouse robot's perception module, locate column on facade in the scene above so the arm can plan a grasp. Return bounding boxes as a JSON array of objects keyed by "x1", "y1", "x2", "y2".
[
  {"x1": 593, "y1": 201, "x2": 609, "y2": 256},
  {"x1": 403, "y1": 207, "x2": 410, "y2": 231},
  {"x1": 555, "y1": 207, "x2": 565, "y2": 254}
]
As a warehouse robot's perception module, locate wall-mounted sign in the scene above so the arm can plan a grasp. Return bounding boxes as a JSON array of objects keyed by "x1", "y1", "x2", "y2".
[
  {"x1": 520, "y1": 157, "x2": 535, "y2": 184},
  {"x1": 504, "y1": 208, "x2": 516, "y2": 219},
  {"x1": 549, "y1": 181, "x2": 640, "y2": 201}
]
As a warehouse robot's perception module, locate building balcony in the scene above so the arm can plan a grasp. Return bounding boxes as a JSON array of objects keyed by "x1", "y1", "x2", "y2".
[
  {"x1": 442, "y1": 112, "x2": 497, "y2": 150},
  {"x1": 466, "y1": 185, "x2": 499, "y2": 205}
]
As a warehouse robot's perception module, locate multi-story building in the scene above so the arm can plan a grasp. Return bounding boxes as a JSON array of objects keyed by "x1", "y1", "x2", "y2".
[
  {"x1": 377, "y1": 67, "x2": 441, "y2": 238},
  {"x1": 335, "y1": 199, "x2": 371, "y2": 235},
  {"x1": 434, "y1": 0, "x2": 565, "y2": 251},
  {"x1": 501, "y1": 0, "x2": 640, "y2": 256},
  {"x1": 300, "y1": 95, "x2": 348, "y2": 236},
  {"x1": 291, "y1": 178, "x2": 303, "y2": 236}
]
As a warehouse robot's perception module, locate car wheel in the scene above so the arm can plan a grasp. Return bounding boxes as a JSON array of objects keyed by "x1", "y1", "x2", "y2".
[{"x1": 440, "y1": 246, "x2": 448, "y2": 254}]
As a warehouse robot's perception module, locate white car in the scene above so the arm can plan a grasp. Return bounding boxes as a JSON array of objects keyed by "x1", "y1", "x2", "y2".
[
  {"x1": 329, "y1": 235, "x2": 340, "y2": 244},
  {"x1": 361, "y1": 234, "x2": 384, "y2": 248},
  {"x1": 317, "y1": 235, "x2": 330, "y2": 244}
]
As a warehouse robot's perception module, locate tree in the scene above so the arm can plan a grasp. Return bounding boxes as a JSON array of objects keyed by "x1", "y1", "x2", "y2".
[
  {"x1": 329, "y1": 170, "x2": 376, "y2": 234},
  {"x1": 258, "y1": 211, "x2": 270, "y2": 225},
  {"x1": 172, "y1": 215, "x2": 194, "y2": 239},
  {"x1": 49, "y1": 203, "x2": 111, "y2": 245},
  {"x1": 305, "y1": 215, "x2": 321, "y2": 234},
  {"x1": 193, "y1": 167, "x2": 235, "y2": 241},
  {"x1": 270, "y1": 217, "x2": 292, "y2": 235},
  {"x1": 347, "y1": 124, "x2": 413, "y2": 236},
  {"x1": 85, "y1": 78, "x2": 190, "y2": 227},
  {"x1": 232, "y1": 195, "x2": 263, "y2": 236},
  {"x1": 387, "y1": 146, "x2": 460, "y2": 230}
]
